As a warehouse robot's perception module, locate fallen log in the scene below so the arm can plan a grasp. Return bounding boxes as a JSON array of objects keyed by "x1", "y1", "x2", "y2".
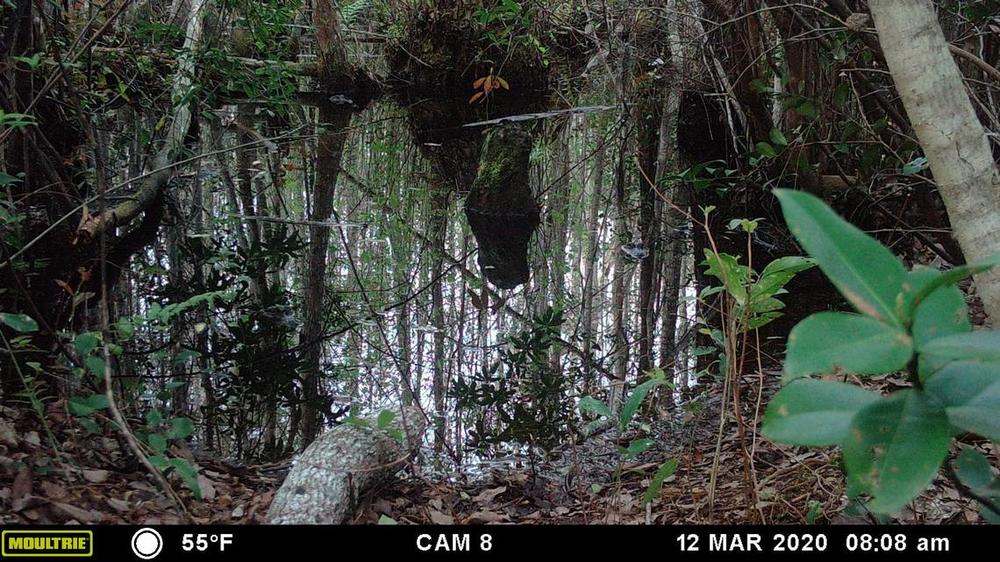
[{"x1": 267, "y1": 408, "x2": 426, "y2": 524}]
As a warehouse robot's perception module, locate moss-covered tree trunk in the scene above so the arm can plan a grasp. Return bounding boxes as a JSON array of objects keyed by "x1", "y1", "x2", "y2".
[{"x1": 465, "y1": 126, "x2": 541, "y2": 289}]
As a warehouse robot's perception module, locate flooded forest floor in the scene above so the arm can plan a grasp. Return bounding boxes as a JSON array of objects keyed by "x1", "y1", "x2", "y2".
[{"x1": 1, "y1": 369, "x2": 986, "y2": 525}]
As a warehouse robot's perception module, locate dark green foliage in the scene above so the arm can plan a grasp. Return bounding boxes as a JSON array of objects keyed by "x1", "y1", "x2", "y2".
[
  {"x1": 451, "y1": 307, "x2": 574, "y2": 452},
  {"x1": 763, "y1": 189, "x2": 1000, "y2": 515}
]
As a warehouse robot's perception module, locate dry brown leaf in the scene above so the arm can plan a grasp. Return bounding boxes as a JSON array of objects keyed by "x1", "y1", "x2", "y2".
[
  {"x1": 106, "y1": 497, "x2": 130, "y2": 512},
  {"x1": 51, "y1": 502, "x2": 99, "y2": 524},
  {"x1": 82, "y1": 469, "x2": 110, "y2": 484},
  {"x1": 197, "y1": 475, "x2": 217, "y2": 501},
  {"x1": 12, "y1": 465, "x2": 32, "y2": 502},
  {"x1": 473, "y1": 486, "x2": 506, "y2": 504},
  {"x1": 39, "y1": 481, "x2": 68, "y2": 500},
  {"x1": 465, "y1": 510, "x2": 506, "y2": 524},
  {"x1": 54, "y1": 279, "x2": 74, "y2": 296},
  {"x1": 0, "y1": 420, "x2": 17, "y2": 447},
  {"x1": 428, "y1": 509, "x2": 454, "y2": 525}
]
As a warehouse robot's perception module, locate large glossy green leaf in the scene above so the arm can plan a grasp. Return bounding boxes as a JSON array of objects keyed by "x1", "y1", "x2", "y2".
[
  {"x1": 912, "y1": 270, "x2": 966, "y2": 380},
  {"x1": 763, "y1": 379, "x2": 881, "y2": 446},
  {"x1": 784, "y1": 312, "x2": 913, "y2": 381},
  {"x1": 907, "y1": 268, "x2": 970, "y2": 350},
  {"x1": 842, "y1": 390, "x2": 950, "y2": 514},
  {"x1": 900, "y1": 255, "x2": 1000, "y2": 321},
  {"x1": 922, "y1": 332, "x2": 1000, "y2": 363},
  {"x1": 775, "y1": 189, "x2": 906, "y2": 325},
  {"x1": 924, "y1": 360, "x2": 1000, "y2": 441}
]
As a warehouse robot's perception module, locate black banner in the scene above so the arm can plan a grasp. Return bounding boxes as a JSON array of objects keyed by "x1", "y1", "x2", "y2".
[{"x1": 0, "y1": 525, "x2": 990, "y2": 560}]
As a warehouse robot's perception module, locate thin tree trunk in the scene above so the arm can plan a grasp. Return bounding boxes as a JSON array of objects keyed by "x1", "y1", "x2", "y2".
[
  {"x1": 548, "y1": 123, "x2": 571, "y2": 372},
  {"x1": 611, "y1": 133, "x2": 630, "y2": 412},
  {"x1": 429, "y1": 187, "x2": 449, "y2": 451},
  {"x1": 657, "y1": 0, "x2": 690, "y2": 388},
  {"x1": 581, "y1": 134, "x2": 606, "y2": 391}
]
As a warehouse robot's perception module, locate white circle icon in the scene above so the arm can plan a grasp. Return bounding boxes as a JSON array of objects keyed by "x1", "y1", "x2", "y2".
[{"x1": 131, "y1": 528, "x2": 163, "y2": 560}]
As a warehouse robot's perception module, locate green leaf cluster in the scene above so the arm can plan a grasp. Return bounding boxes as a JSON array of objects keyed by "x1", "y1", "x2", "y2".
[{"x1": 763, "y1": 189, "x2": 1000, "y2": 514}]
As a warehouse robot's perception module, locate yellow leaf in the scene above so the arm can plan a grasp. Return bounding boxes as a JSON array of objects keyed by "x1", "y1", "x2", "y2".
[
  {"x1": 473, "y1": 76, "x2": 487, "y2": 89},
  {"x1": 468, "y1": 91, "x2": 485, "y2": 104},
  {"x1": 496, "y1": 76, "x2": 509, "y2": 90}
]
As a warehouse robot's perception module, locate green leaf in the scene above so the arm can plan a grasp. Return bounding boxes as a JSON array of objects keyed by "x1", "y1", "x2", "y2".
[
  {"x1": 643, "y1": 459, "x2": 679, "y2": 504},
  {"x1": 78, "y1": 417, "x2": 101, "y2": 434},
  {"x1": 751, "y1": 256, "x2": 815, "y2": 304},
  {"x1": 775, "y1": 189, "x2": 906, "y2": 325},
  {"x1": 755, "y1": 142, "x2": 777, "y2": 158},
  {"x1": 377, "y1": 409, "x2": 396, "y2": 429},
  {"x1": 702, "y1": 250, "x2": 749, "y2": 305},
  {"x1": 168, "y1": 457, "x2": 201, "y2": 500},
  {"x1": 148, "y1": 455, "x2": 169, "y2": 470},
  {"x1": 784, "y1": 312, "x2": 912, "y2": 381},
  {"x1": 806, "y1": 501, "x2": 823, "y2": 524},
  {"x1": 146, "y1": 410, "x2": 163, "y2": 429},
  {"x1": 578, "y1": 396, "x2": 612, "y2": 419},
  {"x1": 84, "y1": 356, "x2": 107, "y2": 379},
  {"x1": 842, "y1": 390, "x2": 950, "y2": 514},
  {"x1": 148, "y1": 433, "x2": 168, "y2": 453},
  {"x1": 619, "y1": 379, "x2": 663, "y2": 430},
  {"x1": 763, "y1": 379, "x2": 881, "y2": 446},
  {"x1": 769, "y1": 128, "x2": 788, "y2": 147},
  {"x1": 902, "y1": 256, "x2": 999, "y2": 321},
  {"x1": 906, "y1": 268, "x2": 970, "y2": 350},
  {"x1": 954, "y1": 447, "x2": 995, "y2": 493},
  {"x1": 167, "y1": 417, "x2": 194, "y2": 440},
  {"x1": 795, "y1": 101, "x2": 817, "y2": 119},
  {"x1": 74, "y1": 332, "x2": 100, "y2": 356},
  {"x1": 924, "y1": 360, "x2": 1000, "y2": 441},
  {"x1": 0, "y1": 171, "x2": 22, "y2": 187},
  {"x1": 0, "y1": 313, "x2": 38, "y2": 333},
  {"x1": 922, "y1": 331, "x2": 1000, "y2": 363},
  {"x1": 377, "y1": 514, "x2": 398, "y2": 525},
  {"x1": 901, "y1": 156, "x2": 929, "y2": 175},
  {"x1": 623, "y1": 438, "x2": 653, "y2": 460},
  {"x1": 172, "y1": 349, "x2": 200, "y2": 367},
  {"x1": 68, "y1": 393, "x2": 109, "y2": 416},
  {"x1": 115, "y1": 319, "x2": 135, "y2": 339}
]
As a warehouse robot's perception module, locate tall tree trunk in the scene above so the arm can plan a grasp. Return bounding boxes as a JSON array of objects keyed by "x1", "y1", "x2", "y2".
[
  {"x1": 298, "y1": 0, "x2": 355, "y2": 446},
  {"x1": 657, "y1": 0, "x2": 691, "y2": 389},
  {"x1": 581, "y1": 134, "x2": 606, "y2": 391},
  {"x1": 548, "y1": 123, "x2": 571, "y2": 372},
  {"x1": 610, "y1": 133, "x2": 630, "y2": 412},
  {"x1": 869, "y1": 0, "x2": 1000, "y2": 322},
  {"x1": 429, "y1": 187, "x2": 449, "y2": 451},
  {"x1": 299, "y1": 104, "x2": 351, "y2": 446}
]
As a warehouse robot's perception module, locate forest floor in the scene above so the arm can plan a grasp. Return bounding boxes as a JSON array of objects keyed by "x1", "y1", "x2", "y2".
[{"x1": 0, "y1": 370, "x2": 988, "y2": 525}]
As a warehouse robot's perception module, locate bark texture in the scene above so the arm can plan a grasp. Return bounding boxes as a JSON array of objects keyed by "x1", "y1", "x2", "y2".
[
  {"x1": 870, "y1": 0, "x2": 1000, "y2": 322},
  {"x1": 267, "y1": 407, "x2": 426, "y2": 524}
]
